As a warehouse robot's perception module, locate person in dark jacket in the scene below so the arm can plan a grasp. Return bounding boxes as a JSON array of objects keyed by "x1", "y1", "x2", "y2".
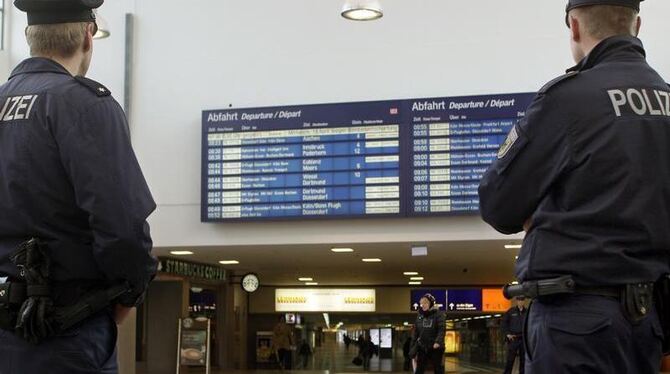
[
  {"x1": 297, "y1": 339, "x2": 312, "y2": 369},
  {"x1": 359, "y1": 333, "x2": 376, "y2": 370},
  {"x1": 402, "y1": 335, "x2": 412, "y2": 371},
  {"x1": 412, "y1": 294, "x2": 445, "y2": 374},
  {"x1": 478, "y1": 0, "x2": 669, "y2": 372},
  {"x1": 501, "y1": 297, "x2": 527, "y2": 374},
  {"x1": 0, "y1": 1, "x2": 157, "y2": 373},
  {"x1": 344, "y1": 334, "x2": 352, "y2": 351}
]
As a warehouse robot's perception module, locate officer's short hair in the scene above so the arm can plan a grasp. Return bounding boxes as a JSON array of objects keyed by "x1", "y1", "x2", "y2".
[
  {"x1": 25, "y1": 22, "x2": 89, "y2": 58},
  {"x1": 573, "y1": 5, "x2": 638, "y2": 39}
]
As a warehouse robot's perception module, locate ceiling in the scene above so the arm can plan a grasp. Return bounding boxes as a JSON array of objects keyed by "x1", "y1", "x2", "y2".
[{"x1": 154, "y1": 239, "x2": 522, "y2": 287}]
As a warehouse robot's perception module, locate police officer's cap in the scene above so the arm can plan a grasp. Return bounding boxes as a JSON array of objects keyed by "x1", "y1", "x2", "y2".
[
  {"x1": 565, "y1": 0, "x2": 643, "y2": 26},
  {"x1": 14, "y1": 0, "x2": 103, "y2": 26}
]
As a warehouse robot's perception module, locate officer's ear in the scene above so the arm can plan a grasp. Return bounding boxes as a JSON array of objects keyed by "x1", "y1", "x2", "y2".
[
  {"x1": 634, "y1": 16, "x2": 641, "y2": 37},
  {"x1": 82, "y1": 22, "x2": 94, "y2": 53},
  {"x1": 568, "y1": 14, "x2": 581, "y2": 43}
]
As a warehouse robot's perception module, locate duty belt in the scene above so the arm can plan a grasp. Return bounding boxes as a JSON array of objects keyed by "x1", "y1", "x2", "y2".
[
  {"x1": 0, "y1": 282, "x2": 27, "y2": 305},
  {"x1": 503, "y1": 275, "x2": 655, "y2": 324},
  {"x1": 503, "y1": 275, "x2": 650, "y2": 299}
]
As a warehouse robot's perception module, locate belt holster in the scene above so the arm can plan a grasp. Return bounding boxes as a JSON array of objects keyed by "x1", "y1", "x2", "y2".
[
  {"x1": 654, "y1": 274, "x2": 670, "y2": 354},
  {"x1": 3, "y1": 238, "x2": 131, "y2": 343},
  {"x1": 620, "y1": 282, "x2": 654, "y2": 325},
  {"x1": 0, "y1": 282, "x2": 27, "y2": 331}
]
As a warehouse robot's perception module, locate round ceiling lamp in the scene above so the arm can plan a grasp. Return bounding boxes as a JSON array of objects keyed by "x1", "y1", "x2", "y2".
[
  {"x1": 93, "y1": 10, "x2": 111, "y2": 39},
  {"x1": 341, "y1": 0, "x2": 383, "y2": 21}
]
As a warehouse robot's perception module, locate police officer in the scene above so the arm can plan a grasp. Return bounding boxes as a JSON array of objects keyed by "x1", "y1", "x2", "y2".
[
  {"x1": 501, "y1": 297, "x2": 526, "y2": 374},
  {"x1": 412, "y1": 294, "x2": 445, "y2": 374},
  {"x1": 0, "y1": 0, "x2": 157, "y2": 373},
  {"x1": 478, "y1": 0, "x2": 669, "y2": 373}
]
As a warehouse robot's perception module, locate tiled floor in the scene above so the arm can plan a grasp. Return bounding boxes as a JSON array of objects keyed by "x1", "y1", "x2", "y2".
[
  {"x1": 138, "y1": 343, "x2": 670, "y2": 374},
  {"x1": 139, "y1": 343, "x2": 505, "y2": 374}
]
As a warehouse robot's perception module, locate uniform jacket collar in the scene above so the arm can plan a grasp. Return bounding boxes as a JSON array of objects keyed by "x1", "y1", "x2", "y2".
[
  {"x1": 567, "y1": 35, "x2": 646, "y2": 73},
  {"x1": 9, "y1": 57, "x2": 72, "y2": 80}
]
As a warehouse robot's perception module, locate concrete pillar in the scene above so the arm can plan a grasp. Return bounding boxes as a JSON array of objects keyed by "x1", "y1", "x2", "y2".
[
  {"x1": 117, "y1": 308, "x2": 137, "y2": 374},
  {"x1": 145, "y1": 280, "x2": 187, "y2": 373},
  {"x1": 236, "y1": 285, "x2": 249, "y2": 369}
]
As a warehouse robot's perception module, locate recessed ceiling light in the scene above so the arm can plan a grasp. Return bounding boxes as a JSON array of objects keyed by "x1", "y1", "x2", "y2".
[
  {"x1": 306, "y1": 282, "x2": 319, "y2": 286},
  {"x1": 170, "y1": 251, "x2": 193, "y2": 255},
  {"x1": 504, "y1": 244, "x2": 522, "y2": 249},
  {"x1": 341, "y1": 0, "x2": 383, "y2": 21},
  {"x1": 409, "y1": 281, "x2": 422, "y2": 285},
  {"x1": 298, "y1": 277, "x2": 313, "y2": 282},
  {"x1": 331, "y1": 247, "x2": 354, "y2": 253},
  {"x1": 219, "y1": 260, "x2": 239, "y2": 265},
  {"x1": 410, "y1": 277, "x2": 424, "y2": 281},
  {"x1": 403, "y1": 272, "x2": 419, "y2": 276},
  {"x1": 362, "y1": 258, "x2": 382, "y2": 262}
]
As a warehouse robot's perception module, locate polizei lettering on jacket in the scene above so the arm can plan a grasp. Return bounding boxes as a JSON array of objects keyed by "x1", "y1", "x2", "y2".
[
  {"x1": 607, "y1": 88, "x2": 670, "y2": 117},
  {"x1": 0, "y1": 95, "x2": 39, "y2": 122}
]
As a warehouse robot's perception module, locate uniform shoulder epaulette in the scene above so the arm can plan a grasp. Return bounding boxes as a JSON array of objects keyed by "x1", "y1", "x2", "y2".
[
  {"x1": 538, "y1": 71, "x2": 579, "y2": 95},
  {"x1": 74, "y1": 76, "x2": 111, "y2": 97}
]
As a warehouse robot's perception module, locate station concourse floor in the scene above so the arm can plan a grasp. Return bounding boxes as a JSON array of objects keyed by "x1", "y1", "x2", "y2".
[
  {"x1": 138, "y1": 342, "x2": 506, "y2": 374},
  {"x1": 137, "y1": 341, "x2": 670, "y2": 374}
]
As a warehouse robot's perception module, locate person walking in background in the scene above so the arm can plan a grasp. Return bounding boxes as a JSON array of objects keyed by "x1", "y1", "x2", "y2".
[
  {"x1": 272, "y1": 315, "x2": 294, "y2": 370},
  {"x1": 359, "y1": 334, "x2": 376, "y2": 371},
  {"x1": 298, "y1": 339, "x2": 312, "y2": 369},
  {"x1": 501, "y1": 297, "x2": 527, "y2": 374},
  {"x1": 412, "y1": 294, "x2": 445, "y2": 374},
  {"x1": 403, "y1": 335, "x2": 412, "y2": 371}
]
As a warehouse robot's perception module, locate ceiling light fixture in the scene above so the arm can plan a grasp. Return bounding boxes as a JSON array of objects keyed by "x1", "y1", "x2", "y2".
[
  {"x1": 341, "y1": 0, "x2": 383, "y2": 21},
  {"x1": 323, "y1": 313, "x2": 330, "y2": 329},
  {"x1": 170, "y1": 251, "x2": 193, "y2": 256},
  {"x1": 219, "y1": 260, "x2": 239, "y2": 265},
  {"x1": 331, "y1": 247, "x2": 354, "y2": 253},
  {"x1": 409, "y1": 281, "x2": 422, "y2": 285},
  {"x1": 306, "y1": 282, "x2": 319, "y2": 286},
  {"x1": 403, "y1": 272, "x2": 419, "y2": 276},
  {"x1": 362, "y1": 258, "x2": 382, "y2": 262},
  {"x1": 504, "y1": 244, "x2": 522, "y2": 249},
  {"x1": 410, "y1": 277, "x2": 424, "y2": 281},
  {"x1": 93, "y1": 10, "x2": 111, "y2": 39},
  {"x1": 298, "y1": 277, "x2": 313, "y2": 282}
]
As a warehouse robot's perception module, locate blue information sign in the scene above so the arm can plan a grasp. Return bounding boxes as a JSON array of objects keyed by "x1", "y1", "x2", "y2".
[
  {"x1": 406, "y1": 93, "x2": 535, "y2": 215},
  {"x1": 203, "y1": 101, "x2": 403, "y2": 221},
  {"x1": 446, "y1": 289, "x2": 483, "y2": 312},
  {"x1": 201, "y1": 93, "x2": 536, "y2": 221},
  {"x1": 410, "y1": 289, "x2": 447, "y2": 311}
]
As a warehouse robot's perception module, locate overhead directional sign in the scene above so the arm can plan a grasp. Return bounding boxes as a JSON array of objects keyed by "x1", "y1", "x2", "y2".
[{"x1": 446, "y1": 289, "x2": 483, "y2": 312}]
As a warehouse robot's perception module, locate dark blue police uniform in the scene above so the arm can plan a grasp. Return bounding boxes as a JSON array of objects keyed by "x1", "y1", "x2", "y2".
[
  {"x1": 478, "y1": 1, "x2": 669, "y2": 373},
  {"x1": 501, "y1": 305, "x2": 526, "y2": 374},
  {"x1": 0, "y1": 1, "x2": 157, "y2": 373}
]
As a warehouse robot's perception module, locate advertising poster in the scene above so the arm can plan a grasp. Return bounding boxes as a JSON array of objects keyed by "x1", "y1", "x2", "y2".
[{"x1": 180, "y1": 330, "x2": 207, "y2": 366}]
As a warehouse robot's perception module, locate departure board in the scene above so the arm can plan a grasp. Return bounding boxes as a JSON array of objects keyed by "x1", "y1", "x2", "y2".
[
  {"x1": 202, "y1": 101, "x2": 403, "y2": 221},
  {"x1": 201, "y1": 93, "x2": 536, "y2": 221},
  {"x1": 406, "y1": 93, "x2": 535, "y2": 215}
]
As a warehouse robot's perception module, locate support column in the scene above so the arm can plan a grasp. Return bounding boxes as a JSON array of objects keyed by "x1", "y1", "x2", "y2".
[{"x1": 117, "y1": 308, "x2": 137, "y2": 374}]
